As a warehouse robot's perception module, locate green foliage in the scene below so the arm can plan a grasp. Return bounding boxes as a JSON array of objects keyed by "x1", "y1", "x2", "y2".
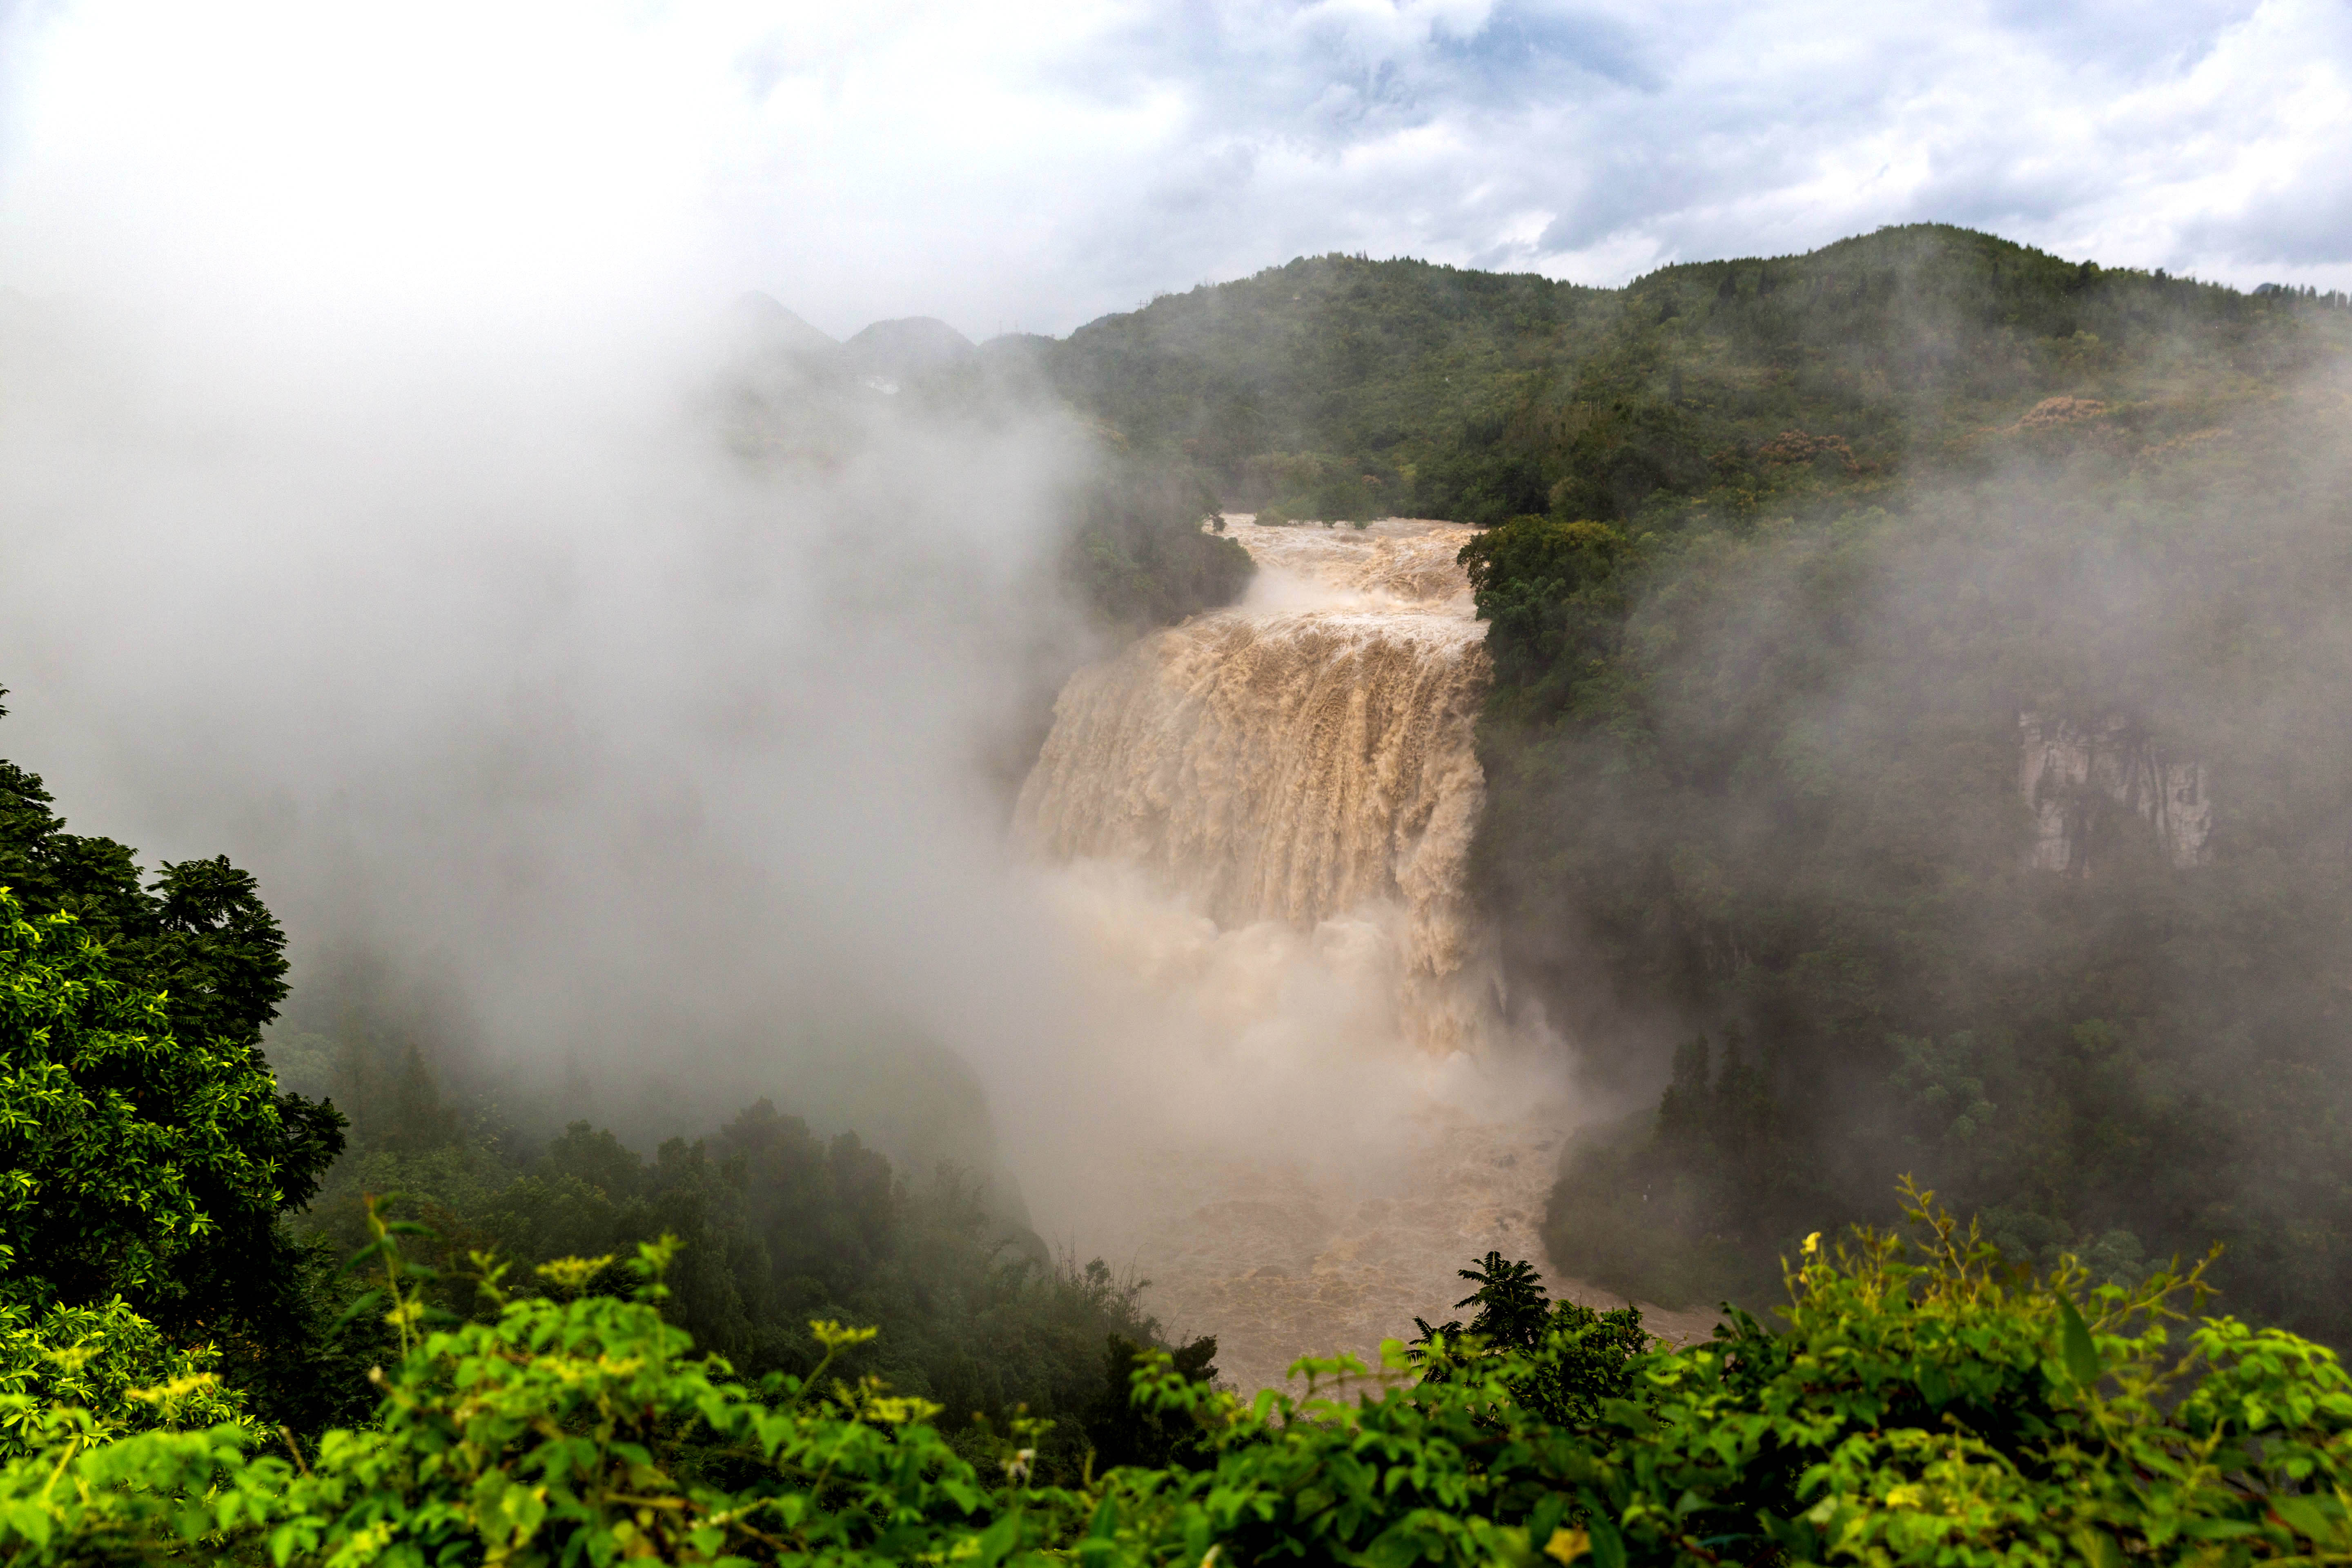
[
  {"x1": 0, "y1": 889, "x2": 293, "y2": 1312},
  {"x1": 1544, "y1": 1185, "x2": 2352, "y2": 1565},
  {"x1": 1469, "y1": 352, "x2": 2352, "y2": 1325},
  {"x1": 1232, "y1": 450, "x2": 1384, "y2": 522},
  {"x1": 1456, "y1": 514, "x2": 1638, "y2": 694},
  {"x1": 0, "y1": 1297, "x2": 249, "y2": 1460},
  {"x1": 1062, "y1": 452, "x2": 1253, "y2": 630},
  {"x1": 11, "y1": 1187, "x2": 2352, "y2": 1565},
  {"x1": 1040, "y1": 252, "x2": 1597, "y2": 520},
  {"x1": 0, "y1": 880, "x2": 369, "y2": 1444},
  {"x1": 0, "y1": 871, "x2": 334, "y2": 1457},
  {"x1": 0, "y1": 695, "x2": 301, "y2": 1070},
  {"x1": 0, "y1": 704, "x2": 355, "y2": 1432},
  {"x1": 0, "y1": 1223, "x2": 1038, "y2": 1565},
  {"x1": 1410, "y1": 1251, "x2": 1648, "y2": 1433},
  {"x1": 1083, "y1": 1331, "x2": 1218, "y2": 1471},
  {"x1": 297, "y1": 1043, "x2": 1172, "y2": 1484}
]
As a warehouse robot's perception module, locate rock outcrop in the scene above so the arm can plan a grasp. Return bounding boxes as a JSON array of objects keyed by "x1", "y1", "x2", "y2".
[{"x1": 2019, "y1": 710, "x2": 2210, "y2": 873}]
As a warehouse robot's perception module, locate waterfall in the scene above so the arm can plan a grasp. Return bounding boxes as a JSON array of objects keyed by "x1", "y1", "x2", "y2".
[
  {"x1": 1011, "y1": 519, "x2": 1619, "y2": 1394},
  {"x1": 1017, "y1": 519, "x2": 1499, "y2": 1052}
]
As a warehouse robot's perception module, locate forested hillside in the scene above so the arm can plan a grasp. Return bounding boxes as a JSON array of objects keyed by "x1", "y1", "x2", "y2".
[
  {"x1": 1029, "y1": 224, "x2": 2343, "y2": 529},
  {"x1": 1033, "y1": 226, "x2": 2352, "y2": 1337},
  {"x1": 1009, "y1": 256, "x2": 1602, "y2": 522}
]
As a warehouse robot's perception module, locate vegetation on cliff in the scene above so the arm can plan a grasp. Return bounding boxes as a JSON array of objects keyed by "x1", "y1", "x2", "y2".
[
  {"x1": 1031, "y1": 224, "x2": 2341, "y2": 527},
  {"x1": 1427, "y1": 237, "x2": 2352, "y2": 1335}
]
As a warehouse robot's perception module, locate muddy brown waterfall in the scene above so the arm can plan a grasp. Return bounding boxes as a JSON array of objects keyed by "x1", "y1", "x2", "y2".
[
  {"x1": 1020, "y1": 519, "x2": 1501, "y2": 1055},
  {"x1": 1013, "y1": 518, "x2": 1637, "y2": 1394}
]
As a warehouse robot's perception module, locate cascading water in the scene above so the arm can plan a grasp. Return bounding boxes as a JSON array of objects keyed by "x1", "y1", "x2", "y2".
[
  {"x1": 1018, "y1": 520, "x2": 1499, "y2": 1054},
  {"x1": 1013, "y1": 518, "x2": 1644, "y2": 1393}
]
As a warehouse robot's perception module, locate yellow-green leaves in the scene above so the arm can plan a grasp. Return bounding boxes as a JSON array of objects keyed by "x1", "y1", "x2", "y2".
[
  {"x1": 531, "y1": 1255, "x2": 615, "y2": 1299},
  {"x1": 810, "y1": 1319, "x2": 880, "y2": 1353},
  {"x1": 0, "y1": 889, "x2": 293, "y2": 1321}
]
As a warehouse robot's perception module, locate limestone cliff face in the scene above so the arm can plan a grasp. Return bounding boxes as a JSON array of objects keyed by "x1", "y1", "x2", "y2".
[{"x1": 2018, "y1": 711, "x2": 2210, "y2": 873}]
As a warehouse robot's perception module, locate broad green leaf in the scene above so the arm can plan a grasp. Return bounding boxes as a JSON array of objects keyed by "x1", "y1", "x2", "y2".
[{"x1": 2059, "y1": 1296, "x2": 2100, "y2": 1387}]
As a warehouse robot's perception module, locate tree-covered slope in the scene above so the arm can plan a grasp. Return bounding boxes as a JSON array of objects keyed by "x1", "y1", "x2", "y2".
[
  {"x1": 1477, "y1": 383, "x2": 2352, "y2": 1329},
  {"x1": 1034, "y1": 254, "x2": 1606, "y2": 520},
  {"x1": 1037, "y1": 224, "x2": 2343, "y2": 527}
]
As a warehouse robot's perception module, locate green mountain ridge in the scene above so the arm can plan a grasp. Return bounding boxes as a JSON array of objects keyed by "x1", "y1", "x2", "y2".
[{"x1": 1019, "y1": 223, "x2": 2345, "y2": 527}]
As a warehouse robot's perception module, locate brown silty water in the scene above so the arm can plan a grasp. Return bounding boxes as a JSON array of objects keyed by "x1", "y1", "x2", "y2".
[
  {"x1": 1017, "y1": 519, "x2": 1712, "y2": 1394},
  {"x1": 1020, "y1": 518, "x2": 1496, "y2": 1055}
]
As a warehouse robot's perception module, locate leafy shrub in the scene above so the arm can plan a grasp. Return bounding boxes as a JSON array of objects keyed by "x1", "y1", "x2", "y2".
[
  {"x1": 7, "y1": 1185, "x2": 2352, "y2": 1564},
  {"x1": 0, "y1": 1298, "x2": 249, "y2": 1460},
  {"x1": 0, "y1": 892, "x2": 295, "y2": 1317},
  {"x1": 1410, "y1": 1251, "x2": 1648, "y2": 1432}
]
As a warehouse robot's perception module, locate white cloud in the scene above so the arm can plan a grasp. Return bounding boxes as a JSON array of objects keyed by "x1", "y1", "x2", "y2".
[{"x1": 1, "y1": 0, "x2": 2346, "y2": 340}]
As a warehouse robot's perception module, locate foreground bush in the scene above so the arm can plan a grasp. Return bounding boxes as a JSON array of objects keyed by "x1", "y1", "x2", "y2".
[{"x1": 3, "y1": 1183, "x2": 2349, "y2": 1565}]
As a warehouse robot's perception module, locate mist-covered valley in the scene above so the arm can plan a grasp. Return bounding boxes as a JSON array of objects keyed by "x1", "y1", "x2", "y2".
[
  {"x1": 12, "y1": 214, "x2": 2352, "y2": 1392},
  {"x1": 9, "y1": 9, "x2": 2352, "y2": 1542}
]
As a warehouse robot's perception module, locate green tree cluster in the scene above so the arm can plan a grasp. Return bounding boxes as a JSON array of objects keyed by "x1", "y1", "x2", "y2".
[
  {"x1": 1410, "y1": 1252, "x2": 1648, "y2": 1433},
  {"x1": 1060, "y1": 450, "x2": 1253, "y2": 630},
  {"x1": 0, "y1": 696, "x2": 352, "y2": 1441},
  {"x1": 291, "y1": 1064, "x2": 1192, "y2": 1483}
]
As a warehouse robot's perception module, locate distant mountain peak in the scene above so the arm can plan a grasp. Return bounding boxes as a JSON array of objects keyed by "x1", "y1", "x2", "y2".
[
  {"x1": 731, "y1": 292, "x2": 838, "y2": 355},
  {"x1": 844, "y1": 316, "x2": 975, "y2": 380}
]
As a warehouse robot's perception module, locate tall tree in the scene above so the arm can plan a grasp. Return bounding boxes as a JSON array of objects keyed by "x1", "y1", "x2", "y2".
[{"x1": 0, "y1": 690, "x2": 347, "y2": 1423}]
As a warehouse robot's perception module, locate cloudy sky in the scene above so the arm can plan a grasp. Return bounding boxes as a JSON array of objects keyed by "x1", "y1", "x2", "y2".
[{"x1": 0, "y1": 0, "x2": 2346, "y2": 341}]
